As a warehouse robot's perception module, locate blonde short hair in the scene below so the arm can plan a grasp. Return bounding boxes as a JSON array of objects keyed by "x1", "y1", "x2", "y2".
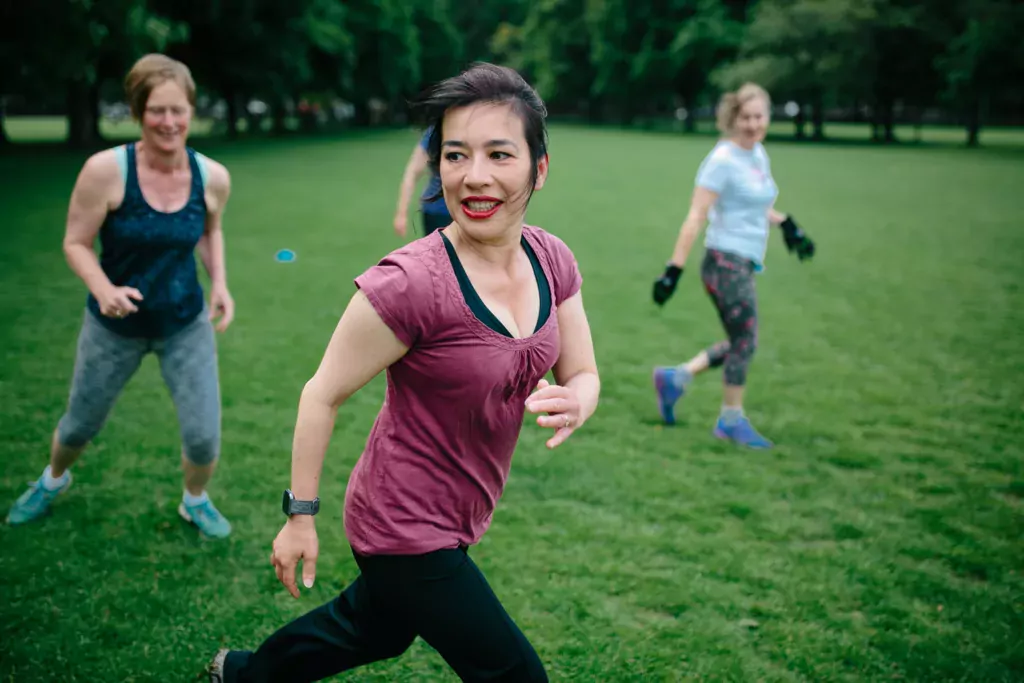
[
  {"x1": 715, "y1": 83, "x2": 771, "y2": 135},
  {"x1": 124, "y1": 54, "x2": 196, "y2": 119}
]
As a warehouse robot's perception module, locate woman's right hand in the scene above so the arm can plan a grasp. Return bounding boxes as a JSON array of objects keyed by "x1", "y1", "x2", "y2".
[
  {"x1": 96, "y1": 285, "x2": 144, "y2": 319},
  {"x1": 393, "y1": 213, "x2": 408, "y2": 237},
  {"x1": 270, "y1": 518, "x2": 319, "y2": 598}
]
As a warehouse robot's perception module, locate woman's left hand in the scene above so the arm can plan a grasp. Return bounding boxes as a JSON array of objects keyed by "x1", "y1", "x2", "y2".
[
  {"x1": 526, "y1": 379, "x2": 581, "y2": 449},
  {"x1": 208, "y1": 284, "x2": 235, "y2": 332}
]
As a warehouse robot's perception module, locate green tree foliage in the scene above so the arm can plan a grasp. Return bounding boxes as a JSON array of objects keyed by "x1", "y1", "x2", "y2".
[
  {"x1": 935, "y1": 0, "x2": 1024, "y2": 145},
  {"x1": 3, "y1": 0, "x2": 1022, "y2": 146}
]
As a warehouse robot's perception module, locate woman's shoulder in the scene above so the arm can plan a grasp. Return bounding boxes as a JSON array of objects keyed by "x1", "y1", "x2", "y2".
[
  {"x1": 381, "y1": 231, "x2": 444, "y2": 265},
  {"x1": 522, "y1": 225, "x2": 583, "y2": 303},
  {"x1": 72, "y1": 146, "x2": 126, "y2": 201},
  {"x1": 361, "y1": 232, "x2": 446, "y2": 292},
  {"x1": 522, "y1": 225, "x2": 574, "y2": 257},
  {"x1": 706, "y1": 139, "x2": 738, "y2": 163},
  {"x1": 82, "y1": 146, "x2": 126, "y2": 181}
]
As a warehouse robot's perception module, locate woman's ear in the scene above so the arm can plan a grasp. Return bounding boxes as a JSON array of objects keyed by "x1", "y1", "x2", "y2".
[{"x1": 534, "y1": 153, "x2": 549, "y2": 191}]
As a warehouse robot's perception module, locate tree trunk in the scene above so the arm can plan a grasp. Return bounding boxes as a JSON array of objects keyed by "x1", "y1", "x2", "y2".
[
  {"x1": 621, "y1": 95, "x2": 640, "y2": 127},
  {"x1": 272, "y1": 98, "x2": 288, "y2": 136},
  {"x1": 882, "y1": 101, "x2": 896, "y2": 143},
  {"x1": 351, "y1": 101, "x2": 371, "y2": 127},
  {"x1": 246, "y1": 108, "x2": 263, "y2": 136},
  {"x1": 225, "y1": 92, "x2": 239, "y2": 139},
  {"x1": 870, "y1": 101, "x2": 882, "y2": 142},
  {"x1": 0, "y1": 106, "x2": 9, "y2": 147},
  {"x1": 811, "y1": 91, "x2": 825, "y2": 140},
  {"x1": 965, "y1": 95, "x2": 981, "y2": 147},
  {"x1": 793, "y1": 105, "x2": 806, "y2": 140},
  {"x1": 66, "y1": 79, "x2": 101, "y2": 149},
  {"x1": 682, "y1": 94, "x2": 696, "y2": 133}
]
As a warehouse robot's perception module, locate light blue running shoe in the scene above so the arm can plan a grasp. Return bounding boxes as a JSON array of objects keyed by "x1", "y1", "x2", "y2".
[
  {"x1": 713, "y1": 416, "x2": 774, "y2": 450},
  {"x1": 178, "y1": 497, "x2": 232, "y2": 539},
  {"x1": 7, "y1": 472, "x2": 73, "y2": 525},
  {"x1": 653, "y1": 366, "x2": 689, "y2": 425}
]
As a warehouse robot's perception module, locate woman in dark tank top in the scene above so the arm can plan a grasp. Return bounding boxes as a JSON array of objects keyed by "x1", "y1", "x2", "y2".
[{"x1": 5, "y1": 54, "x2": 237, "y2": 540}]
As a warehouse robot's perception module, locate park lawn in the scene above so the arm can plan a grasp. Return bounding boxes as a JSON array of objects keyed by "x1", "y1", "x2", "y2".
[{"x1": 1, "y1": 126, "x2": 1022, "y2": 681}]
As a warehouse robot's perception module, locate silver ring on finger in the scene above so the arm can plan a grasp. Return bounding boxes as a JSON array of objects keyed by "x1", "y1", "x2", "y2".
[{"x1": 563, "y1": 414, "x2": 572, "y2": 429}]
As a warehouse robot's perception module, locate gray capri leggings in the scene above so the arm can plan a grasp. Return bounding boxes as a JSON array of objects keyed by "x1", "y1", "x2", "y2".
[{"x1": 56, "y1": 309, "x2": 221, "y2": 465}]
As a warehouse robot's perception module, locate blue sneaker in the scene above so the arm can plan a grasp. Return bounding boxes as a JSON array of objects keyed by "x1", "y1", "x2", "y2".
[
  {"x1": 178, "y1": 497, "x2": 232, "y2": 539},
  {"x1": 713, "y1": 416, "x2": 774, "y2": 450},
  {"x1": 6, "y1": 472, "x2": 73, "y2": 525},
  {"x1": 653, "y1": 366, "x2": 689, "y2": 425}
]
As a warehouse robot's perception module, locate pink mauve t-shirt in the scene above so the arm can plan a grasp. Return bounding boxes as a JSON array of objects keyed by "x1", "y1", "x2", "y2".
[{"x1": 346, "y1": 225, "x2": 582, "y2": 556}]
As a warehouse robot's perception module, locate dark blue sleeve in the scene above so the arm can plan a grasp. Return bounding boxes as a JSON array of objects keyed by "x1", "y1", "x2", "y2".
[{"x1": 419, "y1": 126, "x2": 433, "y2": 151}]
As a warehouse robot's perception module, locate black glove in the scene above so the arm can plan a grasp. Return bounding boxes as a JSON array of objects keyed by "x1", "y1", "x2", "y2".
[
  {"x1": 652, "y1": 264, "x2": 683, "y2": 306},
  {"x1": 780, "y1": 215, "x2": 815, "y2": 261}
]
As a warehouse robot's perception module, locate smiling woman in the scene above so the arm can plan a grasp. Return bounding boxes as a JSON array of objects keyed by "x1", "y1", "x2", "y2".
[
  {"x1": 207, "y1": 63, "x2": 601, "y2": 683},
  {"x1": 5, "y1": 54, "x2": 237, "y2": 540}
]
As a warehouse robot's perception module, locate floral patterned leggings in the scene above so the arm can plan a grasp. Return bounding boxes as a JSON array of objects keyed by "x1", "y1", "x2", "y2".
[{"x1": 701, "y1": 249, "x2": 759, "y2": 386}]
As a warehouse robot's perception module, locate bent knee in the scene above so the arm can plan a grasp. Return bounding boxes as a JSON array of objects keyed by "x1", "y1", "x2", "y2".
[
  {"x1": 56, "y1": 414, "x2": 100, "y2": 449},
  {"x1": 732, "y1": 330, "x2": 757, "y2": 361},
  {"x1": 182, "y1": 435, "x2": 219, "y2": 466},
  {"x1": 373, "y1": 635, "x2": 415, "y2": 662}
]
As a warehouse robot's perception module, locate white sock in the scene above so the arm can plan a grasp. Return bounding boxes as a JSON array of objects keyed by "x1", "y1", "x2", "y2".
[
  {"x1": 183, "y1": 489, "x2": 209, "y2": 506},
  {"x1": 42, "y1": 465, "x2": 69, "y2": 491},
  {"x1": 720, "y1": 406, "x2": 744, "y2": 425}
]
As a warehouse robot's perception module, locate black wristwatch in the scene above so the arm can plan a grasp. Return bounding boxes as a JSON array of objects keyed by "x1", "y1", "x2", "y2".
[{"x1": 282, "y1": 489, "x2": 320, "y2": 516}]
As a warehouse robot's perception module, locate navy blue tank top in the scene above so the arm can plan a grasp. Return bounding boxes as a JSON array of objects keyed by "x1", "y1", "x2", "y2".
[{"x1": 87, "y1": 143, "x2": 207, "y2": 339}]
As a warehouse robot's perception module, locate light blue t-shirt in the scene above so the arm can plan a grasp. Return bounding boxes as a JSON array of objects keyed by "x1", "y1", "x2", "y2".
[{"x1": 696, "y1": 140, "x2": 778, "y2": 270}]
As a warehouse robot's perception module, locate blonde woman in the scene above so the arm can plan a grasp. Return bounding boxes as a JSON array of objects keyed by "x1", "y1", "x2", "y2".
[
  {"x1": 650, "y1": 83, "x2": 815, "y2": 449},
  {"x1": 6, "y1": 54, "x2": 235, "y2": 536}
]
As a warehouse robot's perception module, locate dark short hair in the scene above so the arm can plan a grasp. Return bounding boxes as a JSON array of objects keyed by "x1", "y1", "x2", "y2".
[{"x1": 413, "y1": 62, "x2": 549, "y2": 198}]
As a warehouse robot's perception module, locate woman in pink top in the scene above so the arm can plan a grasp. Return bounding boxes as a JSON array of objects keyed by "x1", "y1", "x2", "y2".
[{"x1": 209, "y1": 63, "x2": 600, "y2": 683}]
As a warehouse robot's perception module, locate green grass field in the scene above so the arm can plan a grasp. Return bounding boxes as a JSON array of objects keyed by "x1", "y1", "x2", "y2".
[{"x1": 1, "y1": 125, "x2": 1022, "y2": 682}]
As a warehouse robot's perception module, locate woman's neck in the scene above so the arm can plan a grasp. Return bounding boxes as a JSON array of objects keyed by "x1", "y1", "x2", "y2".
[
  {"x1": 445, "y1": 222, "x2": 524, "y2": 271},
  {"x1": 136, "y1": 140, "x2": 188, "y2": 174}
]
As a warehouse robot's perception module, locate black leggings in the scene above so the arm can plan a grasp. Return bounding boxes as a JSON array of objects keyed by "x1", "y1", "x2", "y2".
[
  {"x1": 701, "y1": 249, "x2": 759, "y2": 386},
  {"x1": 223, "y1": 548, "x2": 547, "y2": 683}
]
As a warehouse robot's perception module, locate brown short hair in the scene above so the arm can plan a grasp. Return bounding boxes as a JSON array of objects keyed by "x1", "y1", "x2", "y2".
[
  {"x1": 124, "y1": 54, "x2": 196, "y2": 119},
  {"x1": 715, "y1": 83, "x2": 771, "y2": 135}
]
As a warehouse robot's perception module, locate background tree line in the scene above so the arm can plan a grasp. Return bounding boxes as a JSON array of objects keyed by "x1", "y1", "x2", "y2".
[{"x1": 1, "y1": 0, "x2": 1021, "y2": 148}]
